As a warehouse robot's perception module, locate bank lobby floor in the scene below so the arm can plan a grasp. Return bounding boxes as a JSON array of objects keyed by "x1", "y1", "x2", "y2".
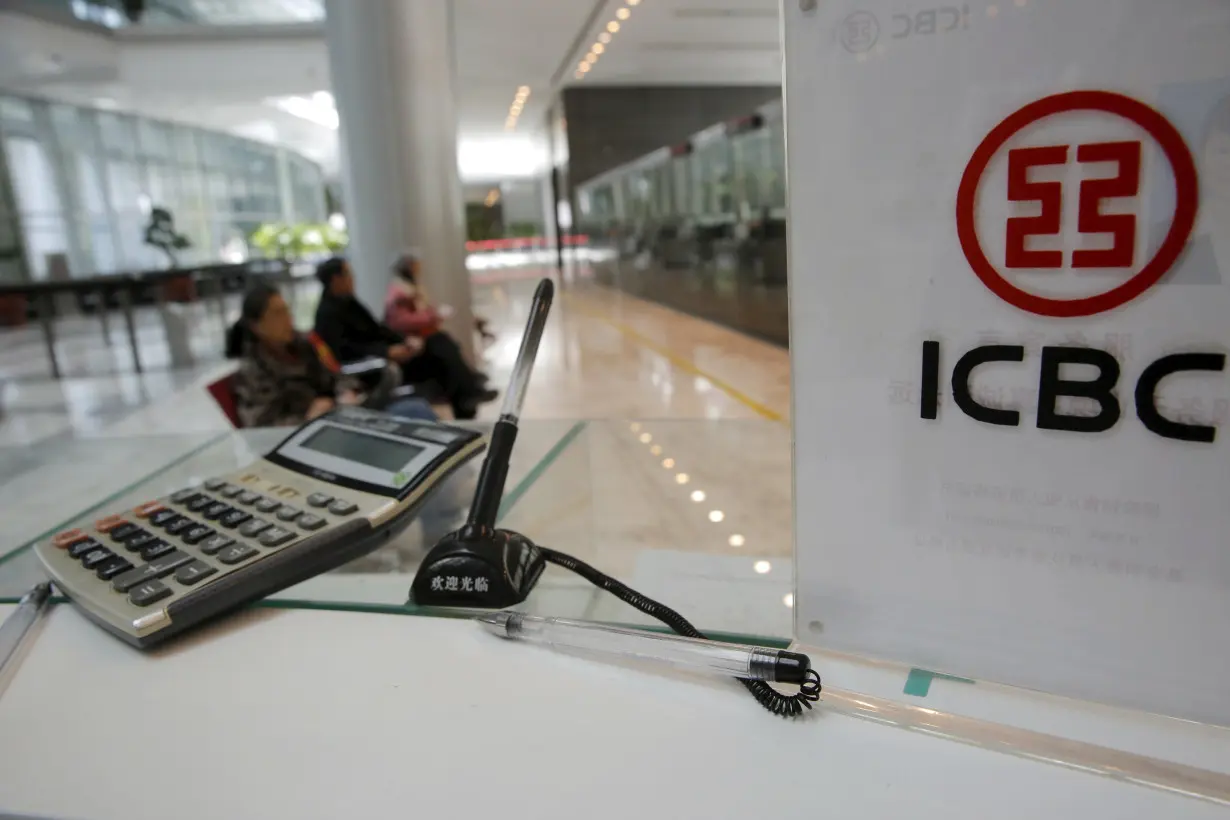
[{"x1": 0, "y1": 266, "x2": 794, "y2": 597}]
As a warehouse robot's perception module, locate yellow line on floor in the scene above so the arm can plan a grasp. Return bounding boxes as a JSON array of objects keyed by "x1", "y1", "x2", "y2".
[{"x1": 564, "y1": 294, "x2": 785, "y2": 423}]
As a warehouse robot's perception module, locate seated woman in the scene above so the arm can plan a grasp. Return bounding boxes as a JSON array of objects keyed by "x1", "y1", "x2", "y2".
[
  {"x1": 386, "y1": 252, "x2": 496, "y2": 355},
  {"x1": 226, "y1": 283, "x2": 436, "y2": 428}
]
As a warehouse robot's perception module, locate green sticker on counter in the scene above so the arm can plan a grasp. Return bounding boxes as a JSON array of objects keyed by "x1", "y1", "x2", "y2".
[{"x1": 904, "y1": 668, "x2": 975, "y2": 697}]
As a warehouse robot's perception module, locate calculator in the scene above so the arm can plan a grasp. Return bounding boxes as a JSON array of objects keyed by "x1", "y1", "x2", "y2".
[{"x1": 34, "y1": 407, "x2": 485, "y2": 648}]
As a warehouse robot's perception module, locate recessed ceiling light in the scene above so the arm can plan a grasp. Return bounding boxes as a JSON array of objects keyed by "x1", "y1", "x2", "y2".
[
  {"x1": 628, "y1": 0, "x2": 640, "y2": 5},
  {"x1": 630, "y1": 423, "x2": 641, "y2": 432},
  {"x1": 662, "y1": 458, "x2": 675, "y2": 469},
  {"x1": 728, "y1": 534, "x2": 745, "y2": 547},
  {"x1": 783, "y1": 593, "x2": 794, "y2": 608},
  {"x1": 754, "y1": 560, "x2": 772, "y2": 575},
  {"x1": 675, "y1": 473, "x2": 689, "y2": 485},
  {"x1": 639, "y1": 432, "x2": 652, "y2": 443},
  {"x1": 690, "y1": 490, "x2": 706, "y2": 502},
  {"x1": 584, "y1": 53, "x2": 598, "y2": 65},
  {"x1": 616, "y1": 7, "x2": 630, "y2": 20},
  {"x1": 607, "y1": 20, "x2": 620, "y2": 32},
  {"x1": 708, "y1": 510, "x2": 725, "y2": 522},
  {"x1": 599, "y1": 31, "x2": 612, "y2": 43},
  {"x1": 592, "y1": 43, "x2": 605, "y2": 54},
  {"x1": 518, "y1": 85, "x2": 531, "y2": 95},
  {"x1": 574, "y1": 71, "x2": 585, "y2": 80},
  {"x1": 579, "y1": 63, "x2": 591, "y2": 73},
  {"x1": 649, "y1": 445, "x2": 662, "y2": 456}
]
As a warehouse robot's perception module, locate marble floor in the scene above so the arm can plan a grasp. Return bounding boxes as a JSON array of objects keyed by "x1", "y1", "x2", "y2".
[{"x1": 0, "y1": 267, "x2": 796, "y2": 632}]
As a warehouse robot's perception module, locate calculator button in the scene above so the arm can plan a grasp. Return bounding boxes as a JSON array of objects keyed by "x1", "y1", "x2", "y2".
[
  {"x1": 52, "y1": 529, "x2": 89, "y2": 549},
  {"x1": 81, "y1": 548, "x2": 115, "y2": 569},
  {"x1": 171, "y1": 488, "x2": 201, "y2": 503},
  {"x1": 217, "y1": 543, "x2": 259, "y2": 565},
  {"x1": 202, "y1": 502, "x2": 231, "y2": 521},
  {"x1": 112, "y1": 551, "x2": 193, "y2": 592},
  {"x1": 164, "y1": 516, "x2": 194, "y2": 536},
  {"x1": 186, "y1": 495, "x2": 214, "y2": 513},
  {"x1": 275, "y1": 506, "x2": 303, "y2": 522},
  {"x1": 199, "y1": 535, "x2": 235, "y2": 556},
  {"x1": 94, "y1": 514, "x2": 126, "y2": 533},
  {"x1": 108, "y1": 523, "x2": 140, "y2": 543},
  {"x1": 220, "y1": 485, "x2": 246, "y2": 499},
  {"x1": 133, "y1": 501, "x2": 165, "y2": 518},
  {"x1": 204, "y1": 478, "x2": 227, "y2": 491},
  {"x1": 307, "y1": 492, "x2": 334, "y2": 508},
  {"x1": 140, "y1": 540, "x2": 174, "y2": 562},
  {"x1": 96, "y1": 557, "x2": 133, "y2": 581},
  {"x1": 69, "y1": 538, "x2": 104, "y2": 559},
  {"x1": 129, "y1": 581, "x2": 172, "y2": 608},
  {"x1": 175, "y1": 560, "x2": 217, "y2": 586},
  {"x1": 148, "y1": 509, "x2": 178, "y2": 527},
  {"x1": 254, "y1": 497, "x2": 281, "y2": 514},
  {"x1": 258, "y1": 527, "x2": 295, "y2": 547},
  {"x1": 219, "y1": 510, "x2": 252, "y2": 529},
  {"x1": 295, "y1": 514, "x2": 326, "y2": 531},
  {"x1": 181, "y1": 525, "x2": 215, "y2": 545},
  {"x1": 123, "y1": 531, "x2": 157, "y2": 552},
  {"x1": 328, "y1": 500, "x2": 359, "y2": 517},
  {"x1": 238, "y1": 518, "x2": 272, "y2": 538},
  {"x1": 237, "y1": 490, "x2": 262, "y2": 505}
]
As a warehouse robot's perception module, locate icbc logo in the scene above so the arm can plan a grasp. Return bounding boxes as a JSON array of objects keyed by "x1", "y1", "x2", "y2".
[{"x1": 924, "y1": 90, "x2": 1224, "y2": 443}]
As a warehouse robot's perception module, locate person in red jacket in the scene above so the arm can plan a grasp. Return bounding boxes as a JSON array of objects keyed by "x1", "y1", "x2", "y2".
[{"x1": 386, "y1": 252, "x2": 495, "y2": 343}]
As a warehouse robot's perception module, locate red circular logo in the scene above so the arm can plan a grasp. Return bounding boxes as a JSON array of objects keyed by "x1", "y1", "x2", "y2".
[{"x1": 955, "y1": 90, "x2": 1199, "y2": 318}]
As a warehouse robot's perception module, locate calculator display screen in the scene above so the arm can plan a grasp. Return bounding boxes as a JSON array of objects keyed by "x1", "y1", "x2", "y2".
[{"x1": 300, "y1": 426, "x2": 426, "y2": 473}]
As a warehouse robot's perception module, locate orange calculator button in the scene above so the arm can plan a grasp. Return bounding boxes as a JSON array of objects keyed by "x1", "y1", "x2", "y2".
[
  {"x1": 51, "y1": 529, "x2": 88, "y2": 549},
  {"x1": 133, "y1": 501, "x2": 165, "y2": 518},
  {"x1": 94, "y1": 514, "x2": 126, "y2": 532}
]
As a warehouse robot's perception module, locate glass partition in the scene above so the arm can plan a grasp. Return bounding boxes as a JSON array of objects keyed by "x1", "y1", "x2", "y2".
[{"x1": 576, "y1": 100, "x2": 789, "y2": 346}]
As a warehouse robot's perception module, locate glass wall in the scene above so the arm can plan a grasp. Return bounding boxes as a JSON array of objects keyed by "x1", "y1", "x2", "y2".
[
  {"x1": 0, "y1": 94, "x2": 327, "y2": 283},
  {"x1": 575, "y1": 100, "x2": 789, "y2": 346}
]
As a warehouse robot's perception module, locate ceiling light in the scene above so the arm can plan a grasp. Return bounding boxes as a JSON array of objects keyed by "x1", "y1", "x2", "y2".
[
  {"x1": 650, "y1": 445, "x2": 662, "y2": 456},
  {"x1": 579, "y1": 62, "x2": 591, "y2": 73},
  {"x1": 518, "y1": 85, "x2": 531, "y2": 95},
  {"x1": 599, "y1": 32, "x2": 612, "y2": 43},
  {"x1": 783, "y1": 593, "x2": 794, "y2": 608},
  {"x1": 616, "y1": 7, "x2": 630, "y2": 19},
  {"x1": 639, "y1": 433, "x2": 652, "y2": 443},
  {"x1": 709, "y1": 510, "x2": 725, "y2": 522},
  {"x1": 675, "y1": 473, "x2": 689, "y2": 485},
  {"x1": 607, "y1": 21, "x2": 620, "y2": 32},
  {"x1": 592, "y1": 43, "x2": 605, "y2": 54},
  {"x1": 630, "y1": 423, "x2": 641, "y2": 432},
  {"x1": 728, "y1": 534, "x2": 745, "y2": 547},
  {"x1": 662, "y1": 458, "x2": 675, "y2": 469},
  {"x1": 574, "y1": 71, "x2": 585, "y2": 80},
  {"x1": 628, "y1": 0, "x2": 640, "y2": 5},
  {"x1": 690, "y1": 490, "x2": 706, "y2": 502},
  {"x1": 754, "y1": 560, "x2": 772, "y2": 575},
  {"x1": 584, "y1": 53, "x2": 598, "y2": 65}
]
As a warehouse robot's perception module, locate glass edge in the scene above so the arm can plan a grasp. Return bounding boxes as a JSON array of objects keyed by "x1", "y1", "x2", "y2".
[{"x1": 0, "y1": 431, "x2": 234, "y2": 570}]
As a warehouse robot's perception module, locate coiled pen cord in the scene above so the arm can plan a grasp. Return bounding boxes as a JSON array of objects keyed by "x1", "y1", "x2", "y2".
[{"x1": 539, "y1": 546, "x2": 822, "y2": 717}]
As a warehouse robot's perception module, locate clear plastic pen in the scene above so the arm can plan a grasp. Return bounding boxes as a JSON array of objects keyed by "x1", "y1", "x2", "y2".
[{"x1": 477, "y1": 611, "x2": 812, "y2": 684}]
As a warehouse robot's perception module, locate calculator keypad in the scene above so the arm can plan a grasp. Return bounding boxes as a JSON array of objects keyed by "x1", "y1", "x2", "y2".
[{"x1": 48, "y1": 469, "x2": 370, "y2": 626}]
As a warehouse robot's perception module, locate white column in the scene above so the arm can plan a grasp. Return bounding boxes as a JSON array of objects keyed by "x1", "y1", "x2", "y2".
[{"x1": 323, "y1": 0, "x2": 475, "y2": 360}]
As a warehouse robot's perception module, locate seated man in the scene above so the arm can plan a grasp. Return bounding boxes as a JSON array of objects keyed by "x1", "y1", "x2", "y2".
[{"x1": 313, "y1": 256, "x2": 494, "y2": 420}]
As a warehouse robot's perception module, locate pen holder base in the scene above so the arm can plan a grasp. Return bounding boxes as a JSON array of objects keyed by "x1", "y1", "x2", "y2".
[{"x1": 410, "y1": 524, "x2": 545, "y2": 608}]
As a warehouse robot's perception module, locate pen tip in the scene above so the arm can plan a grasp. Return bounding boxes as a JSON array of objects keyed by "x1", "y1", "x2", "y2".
[{"x1": 475, "y1": 611, "x2": 515, "y2": 637}]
